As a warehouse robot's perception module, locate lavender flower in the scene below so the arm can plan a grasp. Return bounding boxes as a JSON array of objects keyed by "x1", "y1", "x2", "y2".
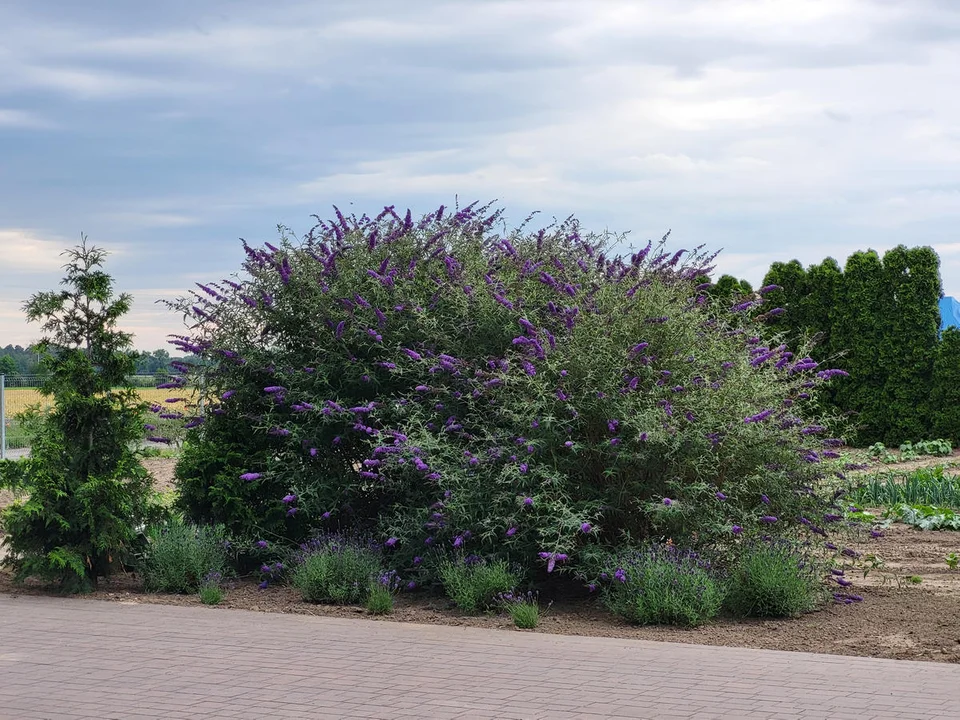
[{"x1": 239, "y1": 472, "x2": 262, "y2": 481}]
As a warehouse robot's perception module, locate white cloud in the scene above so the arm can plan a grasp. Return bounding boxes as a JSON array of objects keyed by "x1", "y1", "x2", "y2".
[{"x1": 0, "y1": 108, "x2": 54, "y2": 129}]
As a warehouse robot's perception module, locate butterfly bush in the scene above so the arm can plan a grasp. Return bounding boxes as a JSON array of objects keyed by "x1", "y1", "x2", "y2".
[{"x1": 166, "y1": 201, "x2": 844, "y2": 580}]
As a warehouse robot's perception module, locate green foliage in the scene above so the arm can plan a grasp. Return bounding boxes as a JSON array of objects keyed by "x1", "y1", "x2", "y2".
[
  {"x1": 598, "y1": 545, "x2": 724, "y2": 627},
  {"x1": 931, "y1": 328, "x2": 960, "y2": 445},
  {"x1": 0, "y1": 354, "x2": 18, "y2": 376},
  {"x1": 500, "y1": 592, "x2": 540, "y2": 628},
  {"x1": 889, "y1": 503, "x2": 960, "y2": 530},
  {"x1": 946, "y1": 552, "x2": 958, "y2": 570},
  {"x1": 832, "y1": 250, "x2": 890, "y2": 444},
  {"x1": 291, "y1": 536, "x2": 383, "y2": 604},
  {"x1": 849, "y1": 466, "x2": 960, "y2": 508},
  {"x1": 760, "y1": 260, "x2": 808, "y2": 343},
  {"x1": 879, "y1": 246, "x2": 941, "y2": 445},
  {"x1": 438, "y1": 557, "x2": 519, "y2": 613},
  {"x1": 724, "y1": 542, "x2": 824, "y2": 618},
  {"x1": 166, "y1": 204, "x2": 841, "y2": 579},
  {"x1": 365, "y1": 584, "x2": 394, "y2": 614},
  {"x1": 0, "y1": 240, "x2": 160, "y2": 592},
  {"x1": 199, "y1": 572, "x2": 225, "y2": 605},
  {"x1": 139, "y1": 519, "x2": 232, "y2": 593}
]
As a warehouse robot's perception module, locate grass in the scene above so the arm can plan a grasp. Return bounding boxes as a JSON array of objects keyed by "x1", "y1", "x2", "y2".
[{"x1": 849, "y1": 466, "x2": 960, "y2": 509}]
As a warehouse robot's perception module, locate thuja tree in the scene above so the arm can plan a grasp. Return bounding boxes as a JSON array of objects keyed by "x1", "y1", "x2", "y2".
[
  {"x1": 931, "y1": 327, "x2": 960, "y2": 443},
  {"x1": 831, "y1": 250, "x2": 889, "y2": 445},
  {"x1": 878, "y1": 245, "x2": 942, "y2": 445},
  {"x1": 0, "y1": 240, "x2": 156, "y2": 592},
  {"x1": 760, "y1": 260, "x2": 808, "y2": 344},
  {"x1": 167, "y1": 203, "x2": 845, "y2": 578}
]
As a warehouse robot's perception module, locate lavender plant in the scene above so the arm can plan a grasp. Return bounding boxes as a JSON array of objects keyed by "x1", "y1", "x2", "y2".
[
  {"x1": 593, "y1": 544, "x2": 724, "y2": 627},
  {"x1": 290, "y1": 534, "x2": 384, "y2": 604},
  {"x1": 723, "y1": 540, "x2": 825, "y2": 617},
  {"x1": 438, "y1": 556, "x2": 519, "y2": 613},
  {"x1": 166, "y1": 202, "x2": 845, "y2": 580}
]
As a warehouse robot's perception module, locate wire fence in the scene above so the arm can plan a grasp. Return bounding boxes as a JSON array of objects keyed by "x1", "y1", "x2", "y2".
[{"x1": 1, "y1": 374, "x2": 184, "y2": 460}]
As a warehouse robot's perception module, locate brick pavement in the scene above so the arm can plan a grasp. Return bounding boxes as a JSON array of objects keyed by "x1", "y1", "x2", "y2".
[{"x1": 0, "y1": 595, "x2": 958, "y2": 719}]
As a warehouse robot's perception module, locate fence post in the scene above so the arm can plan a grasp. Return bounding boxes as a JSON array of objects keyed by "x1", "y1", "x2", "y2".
[{"x1": 1, "y1": 373, "x2": 6, "y2": 460}]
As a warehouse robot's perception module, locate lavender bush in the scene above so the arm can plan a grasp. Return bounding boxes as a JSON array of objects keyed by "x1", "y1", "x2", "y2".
[
  {"x1": 166, "y1": 201, "x2": 844, "y2": 582},
  {"x1": 594, "y1": 544, "x2": 724, "y2": 626}
]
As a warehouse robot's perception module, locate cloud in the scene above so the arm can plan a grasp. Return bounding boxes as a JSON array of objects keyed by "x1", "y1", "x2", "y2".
[
  {"x1": 0, "y1": 229, "x2": 72, "y2": 273},
  {"x1": 0, "y1": 108, "x2": 55, "y2": 129}
]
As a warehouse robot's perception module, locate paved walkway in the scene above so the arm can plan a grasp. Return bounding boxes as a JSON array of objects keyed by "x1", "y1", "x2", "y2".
[{"x1": 0, "y1": 596, "x2": 957, "y2": 720}]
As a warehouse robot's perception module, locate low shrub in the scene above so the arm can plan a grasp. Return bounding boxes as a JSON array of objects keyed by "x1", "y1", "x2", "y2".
[
  {"x1": 366, "y1": 569, "x2": 402, "y2": 614},
  {"x1": 199, "y1": 571, "x2": 224, "y2": 605},
  {"x1": 598, "y1": 545, "x2": 723, "y2": 627},
  {"x1": 139, "y1": 520, "x2": 231, "y2": 593},
  {"x1": 499, "y1": 591, "x2": 541, "y2": 629},
  {"x1": 724, "y1": 541, "x2": 824, "y2": 618},
  {"x1": 291, "y1": 535, "x2": 383, "y2": 604},
  {"x1": 438, "y1": 557, "x2": 519, "y2": 613}
]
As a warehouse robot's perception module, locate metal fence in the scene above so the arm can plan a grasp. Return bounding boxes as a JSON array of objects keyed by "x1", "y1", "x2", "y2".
[{"x1": 0, "y1": 374, "x2": 169, "y2": 460}]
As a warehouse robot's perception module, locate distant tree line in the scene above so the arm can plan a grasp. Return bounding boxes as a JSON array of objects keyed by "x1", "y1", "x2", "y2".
[
  {"x1": 0, "y1": 344, "x2": 181, "y2": 378},
  {"x1": 711, "y1": 245, "x2": 958, "y2": 446}
]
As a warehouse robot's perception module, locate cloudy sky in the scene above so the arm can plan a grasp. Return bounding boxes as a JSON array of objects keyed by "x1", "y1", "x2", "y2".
[{"x1": 2, "y1": 0, "x2": 959, "y2": 351}]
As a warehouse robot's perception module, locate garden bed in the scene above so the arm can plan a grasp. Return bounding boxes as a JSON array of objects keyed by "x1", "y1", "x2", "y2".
[{"x1": 2, "y1": 519, "x2": 958, "y2": 664}]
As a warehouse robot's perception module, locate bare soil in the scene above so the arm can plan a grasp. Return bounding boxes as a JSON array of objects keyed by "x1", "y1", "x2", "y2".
[{"x1": 2, "y1": 457, "x2": 960, "y2": 663}]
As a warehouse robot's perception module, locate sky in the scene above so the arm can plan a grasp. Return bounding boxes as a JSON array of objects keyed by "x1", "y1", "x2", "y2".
[{"x1": 1, "y1": 0, "x2": 959, "y2": 351}]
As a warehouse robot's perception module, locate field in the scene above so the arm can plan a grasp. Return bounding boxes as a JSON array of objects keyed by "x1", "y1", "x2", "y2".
[{"x1": 2, "y1": 387, "x2": 197, "y2": 450}]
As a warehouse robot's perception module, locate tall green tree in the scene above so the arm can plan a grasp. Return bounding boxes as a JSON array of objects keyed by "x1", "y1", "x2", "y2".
[
  {"x1": 832, "y1": 250, "x2": 889, "y2": 444},
  {"x1": 879, "y1": 245, "x2": 942, "y2": 444},
  {"x1": 0, "y1": 239, "x2": 157, "y2": 592},
  {"x1": 0, "y1": 354, "x2": 18, "y2": 376},
  {"x1": 761, "y1": 260, "x2": 807, "y2": 344},
  {"x1": 931, "y1": 327, "x2": 960, "y2": 443}
]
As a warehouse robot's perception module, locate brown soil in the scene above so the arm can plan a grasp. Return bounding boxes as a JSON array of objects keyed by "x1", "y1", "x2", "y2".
[
  {"x1": 141, "y1": 456, "x2": 177, "y2": 493},
  {"x1": 3, "y1": 456, "x2": 959, "y2": 663}
]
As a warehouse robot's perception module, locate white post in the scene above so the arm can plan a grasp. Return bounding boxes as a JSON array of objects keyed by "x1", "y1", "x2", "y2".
[{"x1": 1, "y1": 374, "x2": 6, "y2": 460}]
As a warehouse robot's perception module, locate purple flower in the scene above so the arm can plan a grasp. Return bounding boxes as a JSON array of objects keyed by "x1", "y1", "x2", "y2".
[
  {"x1": 761, "y1": 494, "x2": 770, "y2": 505},
  {"x1": 519, "y1": 463, "x2": 528, "y2": 473},
  {"x1": 264, "y1": 386, "x2": 285, "y2": 393},
  {"x1": 610, "y1": 438, "x2": 621, "y2": 446},
  {"x1": 281, "y1": 494, "x2": 297, "y2": 504},
  {"x1": 760, "y1": 515, "x2": 778, "y2": 524},
  {"x1": 385, "y1": 537, "x2": 398, "y2": 548},
  {"x1": 715, "y1": 492, "x2": 727, "y2": 501},
  {"x1": 506, "y1": 527, "x2": 518, "y2": 537},
  {"x1": 258, "y1": 580, "x2": 269, "y2": 589},
  {"x1": 286, "y1": 507, "x2": 298, "y2": 517},
  {"x1": 239, "y1": 472, "x2": 262, "y2": 482},
  {"x1": 731, "y1": 525, "x2": 743, "y2": 535},
  {"x1": 580, "y1": 522, "x2": 592, "y2": 534},
  {"x1": 406, "y1": 581, "x2": 417, "y2": 591},
  {"x1": 403, "y1": 348, "x2": 422, "y2": 361},
  {"x1": 523, "y1": 496, "x2": 534, "y2": 507},
  {"x1": 255, "y1": 540, "x2": 268, "y2": 549},
  {"x1": 663, "y1": 498, "x2": 673, "y2": 506},
  {"x1": 835, "y1": 577, "x2": 853, "y2": 587},
  {"x1": 221, "y1": 390, "x2": 236, "y2": 400},
  {"x1": 613, "y1": 568, "x2": 627, "y2": 583}
]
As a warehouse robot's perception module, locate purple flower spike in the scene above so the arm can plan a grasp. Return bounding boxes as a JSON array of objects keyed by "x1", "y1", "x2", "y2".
[
  {"x1": 761, "y1": 494, "x2": 770, "y2": 505},
  {"x1": 239, "y1": 472, "x2": 262, "y2": 481},
  {"x1": 523, "y1": 496, "x2": 534, "y2": 507},
  {"x1": 760, "y1": 515, "x2": 778, "y2": 524},
  {"x1": 221, "y1": 390, "x2": 236, "y2": 400},
  {"x1": 281, "y1": 494, "x2": 297, "y2": 504},
  {"x1": 663, "y1": 498, "x2": 673, "y2": 506},
  {"x1": 255, "y1": 540, "x2": 268, "y2": 549},
  {"x1": 731, "y1": 525, "x2": 743, "y2": 535},
  {"x1": 385, "y1": 537, "x2": 398, "y2": 548},
  {"x1": 715, "y1": 492, "x2": 727, "y2": 501},
  {"x1": 506, "y1": 527, "x2": 518, "y2": 537},
  {"x1": 580, "y1": 522, "x2": 592, "y2": 534},
  {"x1": 286, "y1": 507, "x2": 298, "y2": 517}
]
